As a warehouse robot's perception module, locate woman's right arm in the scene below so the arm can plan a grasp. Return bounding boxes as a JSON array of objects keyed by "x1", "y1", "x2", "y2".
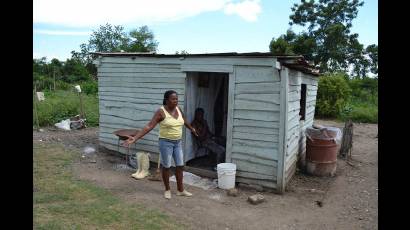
[{"x1": 123, "y1": 109, "x2": 164, "y2": 146}]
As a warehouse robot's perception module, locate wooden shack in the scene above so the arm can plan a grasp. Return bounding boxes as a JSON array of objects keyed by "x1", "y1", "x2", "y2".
[{"x1": 93, "y1": 52, "x2": 319, "y2": 193}]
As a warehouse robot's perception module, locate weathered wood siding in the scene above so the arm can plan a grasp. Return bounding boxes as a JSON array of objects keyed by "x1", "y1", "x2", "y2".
[
  {"x1": 97, "y1": 57, "x2": 185, "y2": 161},
  {"x1": 95, "y1": 55, "x2": 317, "y2": 191},
  {"x1": 231, "y1": 65, "x2": 281, "y2": 189},
  {"x1": 284, "y1": 70, "x2": 318, "y2": 185}
]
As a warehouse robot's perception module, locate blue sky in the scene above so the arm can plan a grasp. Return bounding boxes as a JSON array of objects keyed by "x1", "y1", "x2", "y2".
[{"x1": 33, "y1": 0, "x2": 378, "y2": 61}]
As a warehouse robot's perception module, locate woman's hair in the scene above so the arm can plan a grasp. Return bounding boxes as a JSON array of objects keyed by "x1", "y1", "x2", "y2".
[{"x1": 163, "y1": 90, "x2": 177, "y2": 105}]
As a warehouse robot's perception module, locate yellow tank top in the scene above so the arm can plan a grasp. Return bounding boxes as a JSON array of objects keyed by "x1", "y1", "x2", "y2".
[{"x1": 159, "y1": 106, "x2": 184, "y2": 140}]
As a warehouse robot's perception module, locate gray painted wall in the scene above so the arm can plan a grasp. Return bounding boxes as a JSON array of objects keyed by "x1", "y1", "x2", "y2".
[
  {"x1": 231, "y1": 65, "x2": 281, "y2": 189},
  {"x1": 97, "y1": 57, "x2": 185, "y2": 162},
  {"x1": 95, "y1": 55, "x2": 318, "y2": 191},
  {"x1": 284, "y1": 70, "x2": 318, "y2": 185}
]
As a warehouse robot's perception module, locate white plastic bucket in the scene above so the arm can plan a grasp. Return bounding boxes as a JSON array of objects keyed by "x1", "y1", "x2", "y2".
[{"x1": 217, "y1": 163, "x2": 236, "y2": 189}]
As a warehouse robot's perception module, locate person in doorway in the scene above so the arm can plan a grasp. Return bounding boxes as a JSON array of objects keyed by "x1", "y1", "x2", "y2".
[
  {"x1": 191, "y1": 108, "x2": 226, "y2": 170},
  {"x1": 123, "y1": 90, "x2": 199, "y2": 199}
]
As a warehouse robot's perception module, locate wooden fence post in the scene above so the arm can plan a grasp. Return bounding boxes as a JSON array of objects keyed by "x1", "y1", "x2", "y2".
[
  {"x1": 339, "y1": 120, "x2": 353, "y2": 160},
  {"x1": 33, "y1": 85, "x2": 40, "y2": 130},
  {"x1": 79, "y1": 92, "x2": 85, "y2": 119}
]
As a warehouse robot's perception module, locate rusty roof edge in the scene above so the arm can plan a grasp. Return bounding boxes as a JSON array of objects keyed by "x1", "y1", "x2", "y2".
[
  {"x1": 90, "y1": 51, "x2": 319, "y2": 76},
  {"x1": 277, "y1": 56, "x2": 320, "y2": 76},
  {"x1": 281, "y1": 63, "x2": 320, "y2": 76},
  {"x1": 90, "y1": 51, "x2": 304, "y2": 58}
]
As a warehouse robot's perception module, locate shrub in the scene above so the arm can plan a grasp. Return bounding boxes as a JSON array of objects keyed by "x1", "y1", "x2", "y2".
[
  {"x1": 348, "y1": 77, "x2": 378, "y2": 105},
  {"x1": 33, "y1": 90, "x2": 99, "y2": 127},
  {"x1": 55, "y1": 80, "x2": 71, "y2": 91},
  {"x1": 341, "y1": 101, "x2": 378, "y2": 123},
  {"x1": 316, "y1": 73, "x2": 352, "y2": 117},
  {"x1": 81, "y1": 80, "x2": 98, "y2": 95},
  {"x1": 350, "y1": 107, "x2": 378, "y2": 123}
]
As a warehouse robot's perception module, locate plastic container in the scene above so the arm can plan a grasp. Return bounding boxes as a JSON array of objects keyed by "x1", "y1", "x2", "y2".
[{"x1": 217, "y1": 163, "x2": 236, "y2": 189}]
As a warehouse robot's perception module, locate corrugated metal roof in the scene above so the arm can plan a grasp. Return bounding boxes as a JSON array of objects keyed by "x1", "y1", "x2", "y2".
[
  {"x1": 91, "y1": 52, "x2": 319, "y2": 76},
  {"x1": 91, "y1": 51, "x2": 302, "y2": 58},
  {"x1": 277, "y1": 57, "x2": 320, "y2": 76}
]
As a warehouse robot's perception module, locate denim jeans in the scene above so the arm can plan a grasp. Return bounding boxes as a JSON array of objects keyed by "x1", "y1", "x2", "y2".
[{"x1": 159, "y1": 138, "x2": 184, "y2": 168}]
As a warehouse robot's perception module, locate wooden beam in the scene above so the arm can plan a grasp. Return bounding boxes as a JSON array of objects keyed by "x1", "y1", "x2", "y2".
[
  {"x1": 277, "y1": 67, "x2": 289, "y2": 194},
  {"x1": 225, "y1": 69, "x2": 236, "y2": 163},
  {"x1": 184, "y1": 166, "x2": 217, "y2": 179}
]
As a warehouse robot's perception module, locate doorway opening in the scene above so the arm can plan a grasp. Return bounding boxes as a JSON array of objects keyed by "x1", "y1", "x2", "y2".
[{"x1": 184, "y1": 72, "x2": 229, "y2": 173}]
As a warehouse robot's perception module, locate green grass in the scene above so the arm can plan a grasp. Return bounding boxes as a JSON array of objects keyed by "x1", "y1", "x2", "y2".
[
  {"x1": 33, "y1": 90, "x2": 99, "y2": 127},
  {"x1": 33, "y1": 143, "x2": 184, "y2": 230},
  {"x1": 345, "y1": 101, "x2": 378, "y2": 123}
]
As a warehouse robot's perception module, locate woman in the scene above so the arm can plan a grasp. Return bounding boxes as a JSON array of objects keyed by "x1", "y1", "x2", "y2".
[
  {"x1": 191, "y1": 108, "x2": 226, "y2": 171},
  {"x1": 123, "y1": 90, "x2": 198, "y2": 199}
]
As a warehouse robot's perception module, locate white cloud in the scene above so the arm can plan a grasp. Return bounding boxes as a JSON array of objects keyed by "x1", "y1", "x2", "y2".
[
  {"x1": 34, "y1": 29, "x2": 91, "y2": 36},
  {"x1": 224, "y1": 0, "x2": 261, "y2": 22},
  {"x1": 33, "y1": 0, "x2": 261, "y2": 27}
]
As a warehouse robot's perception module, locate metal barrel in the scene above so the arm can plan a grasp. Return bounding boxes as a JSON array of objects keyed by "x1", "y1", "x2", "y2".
[{"x1": 305, "y1": 137, "x2": 338, "y2": 177}]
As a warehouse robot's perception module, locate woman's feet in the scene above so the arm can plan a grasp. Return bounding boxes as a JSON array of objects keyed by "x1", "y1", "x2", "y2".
[
  {"x1": 164, "y1": 190, "x2": 193, "y2": 199},
  {"x1": 164, "y1": 190, "x2": 171, "y2": 199},
  {"x1": 176, "y1": 190, "x2": 192, "y2": 197}
]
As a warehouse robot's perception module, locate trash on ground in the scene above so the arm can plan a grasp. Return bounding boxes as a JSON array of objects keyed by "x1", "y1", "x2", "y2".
[
  {"x1": 55, "y1": 119, "x2": 71, "y2": 131},
  {"x1": 170, "y1": 171, "x2": 218, "y2": 190},
  {"x1": 83, "y1": 146, "x2": 96, "y2": 155},
  {"x1": 208, "y1": 193, "x2": 223, "y2": 201},
  {"x1": 70, "y1": 115, "x2": 86, "y2": 130},
  {"x1": 82, "y1": 159, "x2": 97, "y2": 163},
  {"x1": 81, "y1": 146, "x2": 97, "y2": 163},
  {"x1": 113, "y1": 163, "x2": 134, "y2": 171},
  {"x1": 227, "y1": 188, "x2": 239, "y2": 197},
  {"x1": 248, "y1": 194, "x2": 265, "y2": 205},
  {"x1": 54, "y1": 115, "x2": 87, "y2": 131}
]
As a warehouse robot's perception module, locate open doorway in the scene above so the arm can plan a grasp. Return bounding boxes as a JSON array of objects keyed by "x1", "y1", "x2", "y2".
[{"x1": 184, "y1": 72, "x2": 229, "y2": 172}]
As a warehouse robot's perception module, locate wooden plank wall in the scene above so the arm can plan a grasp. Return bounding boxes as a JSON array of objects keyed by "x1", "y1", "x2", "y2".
[
  {"x1": 231, "y1": 65, "x2": 281, "y2": 189},
  {"x1": 96, "y1": 55, "x2": 306, "y2": 191},
  {"x1": 97, "y1": 57, "x2": 185, "y2": 161},
  {"x1": 284, "y1": 70, "x2": 318, "y2": 185}
]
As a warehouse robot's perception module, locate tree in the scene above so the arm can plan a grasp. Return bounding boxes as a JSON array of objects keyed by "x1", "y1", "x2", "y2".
[
  {"x1": 71, "y1": 24, "x2": 159, "y2": 78},
  {"x1": 73, "y1": 24, "x2": 158, "y2": 61},
  {"x1": 33, "y1": 57, "x2": 47, "y2": 75},
  {"x1": 126, "y1": 26, "x2": 158, "y2": 52},
  {"x1": 316, "y1": 72, "x2": 352, "y2": 117},
  {"x1": 61, "y1": 58, "x2": 90, "y2": 83},
  {"x1": 269, "y1": 0, "x2": 378, "y2": 77},
  {"x1": 365, "y1": 44, "x2": 378, "y2": 75},
  {"x1": 71, "y1": 24, "x2": 129, "y2": 65},
  {"x1": 88, "y1": 24, "x2": 129, "y2": 52},
  {"x1": 269, "y1": 30, "x2": 296, "y2": 55}
]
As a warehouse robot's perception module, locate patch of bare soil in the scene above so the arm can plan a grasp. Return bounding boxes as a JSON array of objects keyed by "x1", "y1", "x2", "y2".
[{"x1": 33, "y1": 120, "x2": 377, "y2": 230}]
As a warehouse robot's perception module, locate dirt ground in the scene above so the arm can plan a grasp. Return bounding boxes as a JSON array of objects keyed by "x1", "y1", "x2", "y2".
[{"x1": 33, "y1": 120, "x2": 378, "y2": 230}]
